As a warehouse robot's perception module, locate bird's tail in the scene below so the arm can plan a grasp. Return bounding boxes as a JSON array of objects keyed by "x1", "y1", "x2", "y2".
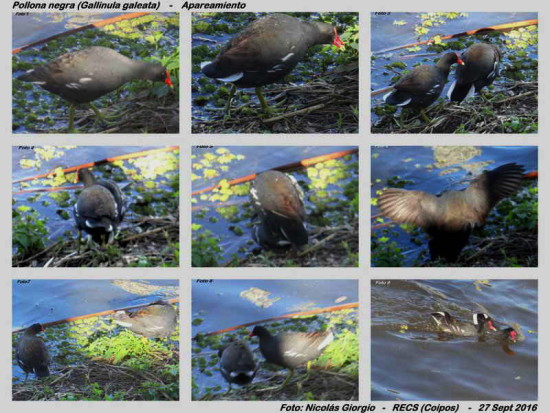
[
  {"x1": 17, "y1": 68, "x2": 43, "y2": 83},
  {"x1": 447, "y1": 80, "x2": 475, "y2": 102},
  {"x1": 279, "y1": 219, "x2": 309, "y2": 248},
  {"x1": 34, "y1": 365, "x2": 50, "y2": 378}
]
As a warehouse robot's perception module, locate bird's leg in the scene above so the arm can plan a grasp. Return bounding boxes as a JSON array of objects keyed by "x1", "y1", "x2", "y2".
[
  {"x1": 224, "y1": 383, "x2": 232, "y2": 395},
  {"x1": 224, "y1": 84, "x2": 237, "y2": 116},
  {"x1": 398, "y1": 110, "x2": 406, "y2": 129},
  {"x1": 305, "y1": 361, "x2": 312, "y2": 380},
  {"x1": 255, "y1": 87, "x2": 270, "y2": 114},
  {"x1": 278, "y1": 368, "x2": 294, "y2": 388},
  {"x1": 420, "y1": 108, "x2": 431, "y2": 124},
  {"x1": 77, "y1": 230, "x2": 82, "y2": 254},
  {"x1": 88, "y1": 103, "x2": 118, "y2": 126},
  {"x1": 24, "y1": 373, "x2": 28, "y2": 384},
  {"x1": 68, "y1": 104, "x2": 76, "y2": 133}
]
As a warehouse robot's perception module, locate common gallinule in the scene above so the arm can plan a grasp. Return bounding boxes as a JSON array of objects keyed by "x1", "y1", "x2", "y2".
[
  {"x1": 482, "y1": 326, "x2": 518, "y2": 344},
  {"x1": 114, "y1": 301, "x2": 177, "y2": 338},
  {"x1": 448, "y1": 43, "x2": 502, "y2": 102},
  {"x1": 218, "y1": 341, "x2": 257, "y2": 391},
  {"x1": 74, "y1": 168, "x2": 125, "y2": 246},
  {"x1": 249, "y1": 325, "x2": 333, "y2": 387},
  {"x1": 17, "y1": 46, "x2": 173, "y2": 132},
  {"x1": 431, "y1": 312, "x2": 497, "y2": 336},
  {"x1": 200, "y1": 13, "x2": 344, "y2": 113},
  {"x1": 250, "y1": 170, "x2": 308, "y2": 249},
  {"x1": 377, "y1": 162, "x2": 525, "y2": 262},
  {"x1": 15, "y1": 323, "x2": 50, "y2": 382},
  {"x1": 383, "y1": 52, "x2": 463, "y2": 122}
]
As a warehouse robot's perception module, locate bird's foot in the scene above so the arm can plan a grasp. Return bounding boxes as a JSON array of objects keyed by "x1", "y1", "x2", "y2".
[{"x1": 88, "y1": 103, "x2": 121, "y2": 127}]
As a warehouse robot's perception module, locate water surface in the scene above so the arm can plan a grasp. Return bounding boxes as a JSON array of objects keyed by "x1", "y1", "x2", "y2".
[{"x1": 371, "y1": 279, "x2": 538, "y2": 401}]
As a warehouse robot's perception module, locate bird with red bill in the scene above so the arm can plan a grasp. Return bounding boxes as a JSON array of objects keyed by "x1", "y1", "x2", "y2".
[
  {"x1": 382, "y1": 52, "x2": 464, "y2": 124},
  {"x1": 17, "y1": 46, "x2": 174, "y2": 133},
  {"x1": 200, "y1": 13, "x2": 345, "y2": 115}
]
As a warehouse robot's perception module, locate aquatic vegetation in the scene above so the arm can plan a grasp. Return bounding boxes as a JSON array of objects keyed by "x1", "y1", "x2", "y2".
[
  {"x1": 12, "y1": 311, "x2": 179, "y2": 401},
  {"x1": 12, "y1": 208, "x2": 49, "y2": 259},
  {"x1": 191, "y1": 309, "x2": 358, "y2": 401},
  {"x1": 12, "y1": 147, "x2": 180, "y2": 267},
  {"x1": 191, "y1": 148, "x2": 359, "y2": 267}
]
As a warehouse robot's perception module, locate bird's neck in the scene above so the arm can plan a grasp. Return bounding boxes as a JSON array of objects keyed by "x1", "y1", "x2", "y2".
[{"x1": 131, "y1": 61, "x2": 162, "y2": 81}]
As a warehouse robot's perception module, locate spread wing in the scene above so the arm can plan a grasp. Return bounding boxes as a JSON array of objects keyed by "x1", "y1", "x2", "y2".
[
  {"x1": 377, "y1": 188, "x2": 440, "y2": 228},
  {"x1": 467, "y1": 163, "x2": 525, "y2": 208}
]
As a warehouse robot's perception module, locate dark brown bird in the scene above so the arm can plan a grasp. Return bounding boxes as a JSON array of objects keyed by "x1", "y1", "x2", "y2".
[
  {"x1": 250, "y1": 170, "x2": 308, "y2": 249},
  {"x1": 74, "y1": 168, "x2": 125, "y2": 245},
  {"x1": 249, "y1": 325, "x2": 333, "y2": 387},
  {"x1": 483, "y1": 327, "x2": 518, "y2": 345},
  {"x1": 16, "y1": 323, "x2": 50, "y2": 382},
  {"x1": 201, "y1": 13, "x2": 344, "y2": 113},
  {"x1": 377, "y1": 163, "x2": 525, "y2": 262},
  {"x1": 17, "y1": 46, "x2": 173, "y2": 132},
  {"x1": 383, "y1": 52, "x2": 464, "y2": 120},
  {"x1": 218, "y1": 341, "x2": 257, "y2": 391},
  {"x1": 448, "y1": 43, "x2": 502, "y2": 102}
]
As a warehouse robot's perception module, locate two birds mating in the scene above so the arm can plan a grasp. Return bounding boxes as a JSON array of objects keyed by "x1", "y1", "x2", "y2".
[
  {"x1": 383, "y1": 43, "x2": 502, "y2": 122},
  {"x1": 74, "y1": 168, "x2": 125, "y2": 246},
  {"x1": 250, "y1": 170, "x2": 308, "y2": 249},
  {"x1": 76, "y1": 167, "x2": 309, "y2": 250}
]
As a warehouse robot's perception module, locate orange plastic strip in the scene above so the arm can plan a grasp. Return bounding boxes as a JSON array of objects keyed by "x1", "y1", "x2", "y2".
[
  {"x1": 192, "y1": 148, "x2": 359, "y2": 197},
  {"x1": 13, "y1": 146, "x2": 179, "y2": 185},
  {"x1": 12, "y1": 12, "x2": 151, "y2": 54},
  {"x1": 193, "y1": 302, "x2": 358, "y2": 339},
  {"x1": 12, "y1": 297, "x2": 179, "y2": 334},
  {"x1": 372, "y1": 19, "x2": 538, "y2": 55}
]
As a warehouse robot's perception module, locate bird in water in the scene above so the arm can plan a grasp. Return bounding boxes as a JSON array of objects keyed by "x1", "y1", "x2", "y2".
[{"x1": 431, "y1": 311, "x2": 497, "y2": 336}]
